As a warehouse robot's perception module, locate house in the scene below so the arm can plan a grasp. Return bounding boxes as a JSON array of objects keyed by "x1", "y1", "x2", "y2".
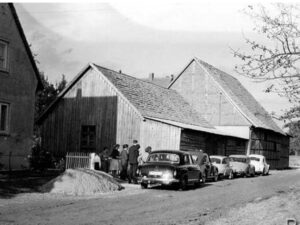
[
  {"x1": 168, "y1": 57, "x2": 289, "y2": 169},
  {"x1": 0, "y1": 3, "x2": 43, "y2": 170},
  {"x1": 37, "y1": 63, "x2": 248, "y2": 158}
]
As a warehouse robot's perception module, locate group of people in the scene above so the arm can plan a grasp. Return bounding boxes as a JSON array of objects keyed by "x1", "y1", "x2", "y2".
[{"x1": 100, "y1": 140, "x2": 152, "y2": 184}]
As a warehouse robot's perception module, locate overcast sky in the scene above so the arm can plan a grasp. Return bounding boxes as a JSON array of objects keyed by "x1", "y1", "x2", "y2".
[{"x1": 14, "y1": 1, "x2": 294, "y2": 127}]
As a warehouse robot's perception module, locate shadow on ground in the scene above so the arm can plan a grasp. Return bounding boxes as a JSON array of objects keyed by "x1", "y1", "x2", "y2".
[{"x1": 0, "y1": 170, "x2": 61, "y2": 199}]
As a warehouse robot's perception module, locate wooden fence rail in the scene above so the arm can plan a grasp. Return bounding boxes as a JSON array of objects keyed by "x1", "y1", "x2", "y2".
[{"x1": 65, "y1": 152, "x2": 90, "y2": 169}]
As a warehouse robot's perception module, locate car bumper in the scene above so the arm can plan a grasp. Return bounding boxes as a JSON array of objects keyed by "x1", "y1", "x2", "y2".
[{"x1": 141, "y1": 177, "x2": 180, "y2": 186}]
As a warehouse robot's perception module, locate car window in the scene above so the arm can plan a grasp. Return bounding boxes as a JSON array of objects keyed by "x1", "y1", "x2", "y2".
[
  {"x1": 250, "y1": 157, "x2": 260, "y2": 161},
  {"x1": 230, "y1": 157, "x2": 247, "y2": 163},
  {"x1": 211, "y1": 158, "x2": 221, "y2": 164},
  {"x1": 147, "y1": 153, "x2": 180, "y2": 163},
  {"x1": 222, "y1": 158, "x2": 228, "y2": 164},
  {"x1": 189, "y1": 155, "x2": 195, "y2": 164},
  {"x1": 191, "y1": 155, "x2": 198, "y2": 162},
  {"x1": 183, "y1": 155, "x2": 190, "y2": 165}
]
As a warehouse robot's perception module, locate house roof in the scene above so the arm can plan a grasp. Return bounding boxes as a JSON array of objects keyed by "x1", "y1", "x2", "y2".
[
  {"x1": 8, "y1": 3, "x2": 43, "y2": 91},
  {"x1": 94, "y1": 64, "x2": 213, "y2": 128},
  {"x1": 192, "y1": 58, "x2": 284, "y2": 135}
]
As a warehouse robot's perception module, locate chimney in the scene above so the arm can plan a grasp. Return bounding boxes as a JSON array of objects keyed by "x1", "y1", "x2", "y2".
[{"x1": 149, "y1": 73, "x2": 154, "y2": 81}]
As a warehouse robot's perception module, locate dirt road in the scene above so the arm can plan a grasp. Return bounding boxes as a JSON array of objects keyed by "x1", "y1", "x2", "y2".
[{"x1": 1, "y1": 169, "x2": 300, "y2": 225}]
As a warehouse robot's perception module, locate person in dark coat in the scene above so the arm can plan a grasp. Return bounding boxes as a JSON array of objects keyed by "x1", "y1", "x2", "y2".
[
  {"x1": 101, "y1": 147, "x2": 110, "y2": 173},
  {"x1": 120, "y1": 144, "x2": 129, "y2": 180},
  {"x1": 110, "y1": 144, "x2": 120, "y2": 177},
  {"x1": 128, "y1": 140, "x2": 140, "y2": 184}
]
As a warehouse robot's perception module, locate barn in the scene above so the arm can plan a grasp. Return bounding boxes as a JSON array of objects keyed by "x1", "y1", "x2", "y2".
[
  {"x1": 169, "y1": 57, "x2": 289, "y2": 169},
  {"x1": 37, "y1": 63, "x2": 247, "y2": 158}
]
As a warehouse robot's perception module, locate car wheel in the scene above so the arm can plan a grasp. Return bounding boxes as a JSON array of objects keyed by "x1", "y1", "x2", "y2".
[
  {"x1": 262, "y1": 168, "x2": 265, "y2": 176},
  {"x1": 141, "y1": 183, "x2": 148, "y2": 189},
  {"x1": 179, "y1": 177, "x2": 188, "y2": 191},
  {"x1": 228, "y1": 171, "x2": 234, "y2": 179}
]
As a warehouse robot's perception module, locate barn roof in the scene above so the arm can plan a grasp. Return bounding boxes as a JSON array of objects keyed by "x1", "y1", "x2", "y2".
[
  {"x1": 94, "y1": 64, "x2": 213, "y2": 128},
  {"x1": 190, "y1": 58, "x2": 284, "y2": 135}
]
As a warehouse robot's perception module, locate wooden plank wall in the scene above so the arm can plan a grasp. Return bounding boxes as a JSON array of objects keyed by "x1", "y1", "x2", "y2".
[
  {"x1": 180, "y1": 129, "x2": 230, "y2": 155},
  {"x1": 180, "y1": 129, "x2": 247, "y2": 156},
  {"x1": 225, "y1": 138, "x2": 247, "y2": 156},
  {"x1": 139, "y1": 119, "x2": 181, "y2": 151},
  {"x1": 40, "y1": 69, "x2": 120, "y2": 157},
  {"x1": 250, "y1": 128, "x2": 289, "y2": 169},
  {"x1": 116, "y1": 94, "x2": 141, "y2": 148}
]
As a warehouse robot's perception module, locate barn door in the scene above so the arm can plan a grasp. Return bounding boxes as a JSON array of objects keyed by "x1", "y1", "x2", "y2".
[{"x1": 80, "y1": 125, "x2": 96, "y2": 152}]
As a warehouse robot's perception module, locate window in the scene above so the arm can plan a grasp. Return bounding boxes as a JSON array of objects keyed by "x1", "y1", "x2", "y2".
[
  {"x1": 0, "y1": 40, "x2": 8, "y2": 70},
  {"x1": 0, "y1": 103, "x2": 9, "y2": 133},
  {"x1": 80, "y1": 125, "x2": 96, "y2": 152}
]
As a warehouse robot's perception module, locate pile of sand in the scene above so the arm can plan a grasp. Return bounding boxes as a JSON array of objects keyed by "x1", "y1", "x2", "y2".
[{"x1": 41, "y1": 169, "x2": 123, "y2": 196}]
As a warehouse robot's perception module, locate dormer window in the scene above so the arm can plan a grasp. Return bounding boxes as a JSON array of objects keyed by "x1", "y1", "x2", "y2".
[{"x1": 0, "y1": 40, "x2": 8, "y2": 70}]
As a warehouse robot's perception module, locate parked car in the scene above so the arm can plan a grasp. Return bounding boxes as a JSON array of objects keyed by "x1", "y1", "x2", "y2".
[
  {"x1": 190, "y1": 151, "x2": 219, "y2": 182},
  {"x1": 249, "y1": 154, "x2": 270, "y2": 175},
  {"x1": 139, "y1": 150, "x2": 202, "y2": 190},
  {"x1": 210, "y1": 155, "x2": 234, "y2": 179},
  {"x1": 229, "y1": 155, "x2": 255, "y2": 177}
]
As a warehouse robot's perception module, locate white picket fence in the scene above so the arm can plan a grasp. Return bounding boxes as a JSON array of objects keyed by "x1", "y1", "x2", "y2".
[{"x1": 65, "y1": 152, "x2": 91, "y2": 169}]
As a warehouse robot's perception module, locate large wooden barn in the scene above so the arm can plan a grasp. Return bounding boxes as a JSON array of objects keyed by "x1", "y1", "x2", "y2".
[
  {"x1": 169, "y1": 58, "x2": 289, "y2": 169},
  {"x1": 37, "y1": 63, "x2": 247, "y2": 158}
]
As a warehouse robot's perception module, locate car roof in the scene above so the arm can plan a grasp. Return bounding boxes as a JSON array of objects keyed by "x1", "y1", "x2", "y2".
[
  {"x1": 229, "y1": 154, "x2": 248, "y2": 158},
  {"x1": 151, "y1": 150, "x2": 189, "y2": 155},
  {"x1": 249, "y1": 154, "x2": 264, "y2": 158},
  {"x1": 210, "y1": 155, "x2": 227, "y2": 159}
]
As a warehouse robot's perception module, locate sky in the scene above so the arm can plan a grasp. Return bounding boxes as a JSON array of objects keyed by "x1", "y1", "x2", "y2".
[{"x1": 13, "y1": 1, "x2": 295, "y2": 127}]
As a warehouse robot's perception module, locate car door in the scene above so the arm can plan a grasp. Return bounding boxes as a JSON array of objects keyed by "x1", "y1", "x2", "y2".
[
  {"x1": 183, "y1": 154, "x2": 198, "y2": 183},
  {"x1": 189, "y1": 154, "x2": 200, "y2": 181}
]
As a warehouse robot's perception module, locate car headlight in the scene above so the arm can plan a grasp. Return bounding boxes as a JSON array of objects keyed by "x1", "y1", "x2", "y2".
[{"x1": 162, "y1": 171, "x2": 173, "y2": 180}]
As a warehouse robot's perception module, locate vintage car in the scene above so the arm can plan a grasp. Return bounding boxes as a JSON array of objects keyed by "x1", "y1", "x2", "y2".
[
  {"x1": 139, "y1": 150, "x2": 202, "y2": 190},
  {"x1": 210, "y1": 155, "x2": 234, "y2": 179},
  {"x1": 229, "y1": 155, "x2": 255, "y2": 177},
  {"x1": 190, "y1": 151, "x2": 219, "y2": 182},
  {"x1": 249, "y1": 154, "x2": 270, "y2": 175}
]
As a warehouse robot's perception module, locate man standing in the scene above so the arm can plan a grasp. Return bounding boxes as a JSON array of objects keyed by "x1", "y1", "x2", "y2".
[
  {"x1": 128, "y1": 140, "x2": 140, "y2": 184},
  {"x1": 120, "y1": 144, "x2": 129, "y2": 180}
]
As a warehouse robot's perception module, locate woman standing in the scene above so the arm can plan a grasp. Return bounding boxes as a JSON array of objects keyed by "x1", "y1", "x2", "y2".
[
  {"x1": 109, "y1": 144, "x2": 120, "y2": 177},
  {"x1": 120, "y1": 144, "x2": 129, "y2": 180}
]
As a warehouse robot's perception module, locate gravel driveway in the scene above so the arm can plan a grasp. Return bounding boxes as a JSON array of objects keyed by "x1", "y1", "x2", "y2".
[{"x1": 1, "y1": 169, "x2": 299, "y2": 225}]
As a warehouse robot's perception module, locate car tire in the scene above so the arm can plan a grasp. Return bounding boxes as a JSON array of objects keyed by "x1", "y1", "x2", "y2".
[
  {"x1": 228, "y1": 171, "x2": 234, "y2": 179},
  {"x1": 179, "y1": 177, "x2": 188, "y2": 191},
  {"x1": 141, "y1": 183, "x2": 148, "y2": 189},
  {"x1": 262, "y1": 168, "x2": 265, "y2": 176}
]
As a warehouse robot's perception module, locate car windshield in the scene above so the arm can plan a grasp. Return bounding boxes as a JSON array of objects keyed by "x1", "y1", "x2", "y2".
[
  {"x1": 147, "y1": 153, "x2": 180, "y2": 163},
  {"x1": 230, "y1": 157, "x2": 247, "y2": 163},
  {"x1": 211, "y1": 158, "x2": 221, "y2": 164},
  {"x1": 250, "y1": 157, "x2": 260, "y2": 161}
]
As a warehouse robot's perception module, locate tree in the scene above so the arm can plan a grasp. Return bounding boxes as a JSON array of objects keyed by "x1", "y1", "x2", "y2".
[
  {"x1": 233, "y1": 4, "x2": 300, "y2": 151},
  {"x1": 35, "y1": 73, "x2": 67, "y2": 118},
  {"x1": 233, "y1": 4, "x2": 300, "y2": 105}
]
